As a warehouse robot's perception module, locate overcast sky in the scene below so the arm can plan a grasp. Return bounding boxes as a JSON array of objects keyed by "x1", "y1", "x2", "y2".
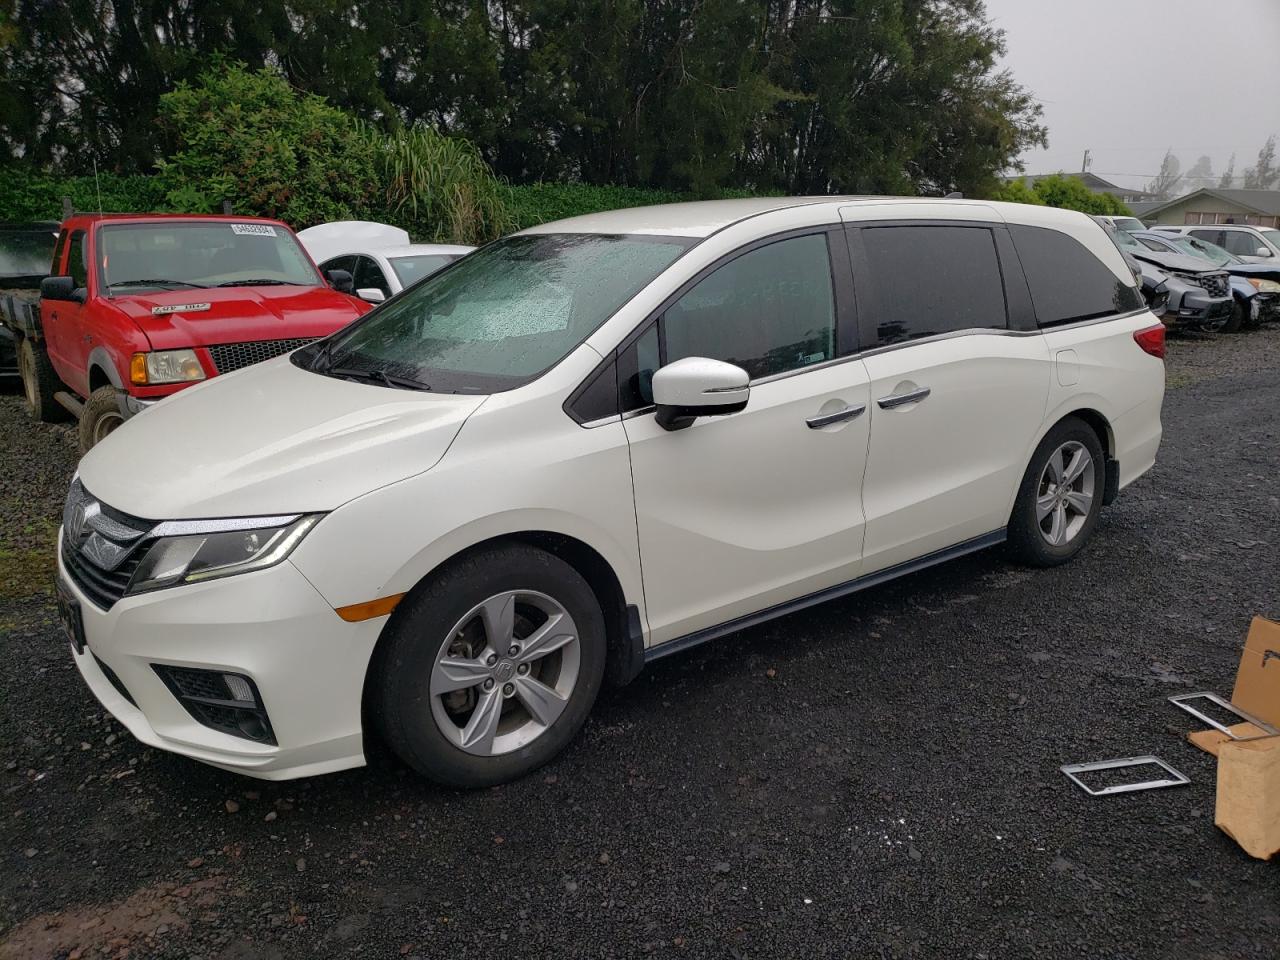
[{"x1": 984, "y1": 0, "x2": 1280, "y2": 191}]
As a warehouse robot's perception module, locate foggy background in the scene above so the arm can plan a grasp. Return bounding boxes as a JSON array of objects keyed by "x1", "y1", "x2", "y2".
[{"x1": 986, "y1": 0, "x2": 1280, "y2": 193}]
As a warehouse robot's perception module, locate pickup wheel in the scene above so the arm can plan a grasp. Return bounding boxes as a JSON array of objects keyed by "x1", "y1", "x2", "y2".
[
  {"x1": 18, "y1": 338, "x2": 70, "y2": 423},
  {"x1": 78, "y1": 386, "x2": 126, "y2": 453}
]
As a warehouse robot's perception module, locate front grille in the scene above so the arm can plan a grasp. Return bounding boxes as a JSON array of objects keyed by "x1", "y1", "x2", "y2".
[
  {"x1": 1180, "y1": 271, "x2": 1230, "y2": 297},
  {"x1": 61, "y1": 480, "x2": 154, "y2": 610},
  {"x1": 208, "y1": 338, "x2": 317, "y2": 374},
  {"x1": 153, "y1": 665, "x2": 276, "y2": 744}
]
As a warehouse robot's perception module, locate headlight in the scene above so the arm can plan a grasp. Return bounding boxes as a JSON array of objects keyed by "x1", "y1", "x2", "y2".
[
  {"x1": 1246, "y1": 278, "x2": 1280, "y2": 294},
  {"x1": 127, "y1": 515, "x2": 320, "y2": 594},
  {"x1": 130, "y1": 349, "x2": 206, "y2": 385}
]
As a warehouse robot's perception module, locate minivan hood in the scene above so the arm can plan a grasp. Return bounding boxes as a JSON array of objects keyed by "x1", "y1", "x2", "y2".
[
  {"x1": 77, "y1": 356, "x2": 486, "y2": 519},
  {"x1": 109, "y1": 285, "x2": 368, "y2": 350}
]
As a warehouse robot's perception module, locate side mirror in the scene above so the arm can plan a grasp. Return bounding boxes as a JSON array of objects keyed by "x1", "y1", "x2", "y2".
[
  {"x1": 355, "y1": 287, "x2": 386, "y2": 304},
  {"x1": 651, "y1": 357, "x2": 750, "y2": 432},
  {"x1": 1256, "y1": 247, "x2": 1272, "y2": 258},
  {"x1": 40, "y1": 275, "x2": 83, "y2": 303},
  {"x1": 325, "y1": 268, "x2": 354, "y2": 294}
]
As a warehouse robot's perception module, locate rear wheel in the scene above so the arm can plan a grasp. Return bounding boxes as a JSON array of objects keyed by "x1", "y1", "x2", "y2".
[
  {"x1": 18, "y1": 338, "x2": 69, "y2": 423},
  {"x1": 1007, "y1": 418, "x2": 1105, "y2": 567},
  {"x1": 370, "y1": 544, "x2": 606, "y2": 788},
  {"x1": 78, "y1": 385, "x2": 125, "y2": 453}
]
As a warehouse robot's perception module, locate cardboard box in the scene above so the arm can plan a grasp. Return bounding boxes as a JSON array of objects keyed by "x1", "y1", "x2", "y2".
[
  {"x1": 1184, "y1": 617, "x2": 1280, "y2": 860},
  {"x1": 1217, "y1": 736, "x2": 1280, "y2": 861}
]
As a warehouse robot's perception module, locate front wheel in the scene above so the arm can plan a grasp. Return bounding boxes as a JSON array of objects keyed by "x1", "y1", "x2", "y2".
[
  {"x1": 78, "y1": 385, "x2": 126, "y2": 454},
  {"x1": 369, "y1": 544, "x2": 606, "y2": 788},
  {"x1": 1220, "y1": 301, "x2": 1246, "y2": 334},
  {"x1": 1007, "y1": 418, "x2": 1105, "y2": 567}
]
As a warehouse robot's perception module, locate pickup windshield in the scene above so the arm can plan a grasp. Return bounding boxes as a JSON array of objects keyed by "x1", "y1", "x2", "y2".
[
  {"x1": 98, "y1": 221, "x2": 321, "y2": 293},
  {"x1": 303, "y1": 233, "x2": 693, "y2": 394}
]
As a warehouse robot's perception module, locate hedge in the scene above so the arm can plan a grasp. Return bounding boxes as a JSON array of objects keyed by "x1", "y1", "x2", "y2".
[{"x1": 0, "y1": 167, "x2": 768, "y2": 235}]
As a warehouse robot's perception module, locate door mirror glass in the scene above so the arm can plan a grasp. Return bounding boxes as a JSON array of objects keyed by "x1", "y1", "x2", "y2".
[
  {"x1": 325, "y1": 268, "x2": 354, "y2": 293},
  {"x1": 355, "y1": 287, "x2": 386, "y2": 303},
  {"x1": 40, "y1": 275, "x2": 81, "y2": 302},
  {"x1": 651, "y1": 356, "x2": 749, "y2": 431}
]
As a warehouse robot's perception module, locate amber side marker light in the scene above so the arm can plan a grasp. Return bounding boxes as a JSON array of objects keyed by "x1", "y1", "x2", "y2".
[
  {"x1": 335, "y1": 593, "x2": 405, "y2": 622},
  {"x1": 130, "y1": 352, "x2": 148, "y2": 384}
]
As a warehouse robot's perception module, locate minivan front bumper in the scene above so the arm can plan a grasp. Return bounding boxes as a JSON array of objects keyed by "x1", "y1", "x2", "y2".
[{"x1": 58, "y1": 530, "x2": 384, "y2": 780}]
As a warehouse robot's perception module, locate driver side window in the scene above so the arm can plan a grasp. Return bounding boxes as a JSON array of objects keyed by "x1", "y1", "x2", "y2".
[{"x1": 661, "y1": 233, "x2": 836, "y2": 381}]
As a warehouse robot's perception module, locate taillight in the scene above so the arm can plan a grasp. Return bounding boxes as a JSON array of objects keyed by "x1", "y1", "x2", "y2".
[{"x1": 1133, "y1": 324, "x2": 1165, "y2": 359}]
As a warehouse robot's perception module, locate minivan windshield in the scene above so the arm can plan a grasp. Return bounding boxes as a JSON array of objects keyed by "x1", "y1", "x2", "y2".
[
  {"x1": 98, "y1": 221, "x2": 322, "y2": 293},
  {"x1": 306, "y1": 233, "x2": 693, "y2": 394}
]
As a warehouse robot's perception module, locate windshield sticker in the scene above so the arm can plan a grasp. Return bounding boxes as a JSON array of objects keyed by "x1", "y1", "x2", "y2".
[
  {"x1": 152, "y1": 302, "x2": 211, "y2": 316},
  {"x1": 230, "y1": 223, "x2": 277, "y2": 237}
]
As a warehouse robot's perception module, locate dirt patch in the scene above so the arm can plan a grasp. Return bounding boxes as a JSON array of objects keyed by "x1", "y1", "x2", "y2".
[{"x1": 0, "y1": 876, "x2": 231, "y2": 960}]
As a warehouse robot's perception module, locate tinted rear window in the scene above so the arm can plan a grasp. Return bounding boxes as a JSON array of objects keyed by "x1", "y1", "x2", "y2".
[
  {"x1": 1011, "y1": 225, "x2": 1142, "y2": 326},
  {"x1": 861, "y1": 225, "x2": 1006, "y2": 346}
]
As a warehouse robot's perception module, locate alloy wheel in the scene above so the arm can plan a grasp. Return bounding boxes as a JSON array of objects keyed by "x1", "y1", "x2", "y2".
[
  {"x1": 1036, "y1": 440, "x2": 1095, "y2": 547},
  {"x1": 429, "y1": 590, "x2": 581, "y2": 756},
  {"x1": 93, "y1": 411, "x2": 124, "y2": 445}
]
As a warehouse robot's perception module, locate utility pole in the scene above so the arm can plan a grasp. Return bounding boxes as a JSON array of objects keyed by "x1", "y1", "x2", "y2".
[{"x1": 1081, "y1": 149, "x2": 1091, "y2": 175}]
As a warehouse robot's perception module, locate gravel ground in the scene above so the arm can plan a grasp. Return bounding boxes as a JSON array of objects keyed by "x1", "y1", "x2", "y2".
[{"x1": 2, "y1": 328, "x2": 1278, "y2": 960}]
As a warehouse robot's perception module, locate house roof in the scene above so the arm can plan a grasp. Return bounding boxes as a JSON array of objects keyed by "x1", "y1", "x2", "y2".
[{"x1": 1140, "y1": 188, "x2": 1280, "y2": 218}]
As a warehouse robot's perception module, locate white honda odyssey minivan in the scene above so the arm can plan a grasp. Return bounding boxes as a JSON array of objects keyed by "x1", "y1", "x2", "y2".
[{"x1": 57, "y1": 198, "x2": 1165, "y2": 787}]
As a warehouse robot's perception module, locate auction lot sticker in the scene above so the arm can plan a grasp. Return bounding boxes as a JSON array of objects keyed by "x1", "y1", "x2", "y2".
[{"x1": 230, "y1": 223, "x2": 277, "y2": 237}]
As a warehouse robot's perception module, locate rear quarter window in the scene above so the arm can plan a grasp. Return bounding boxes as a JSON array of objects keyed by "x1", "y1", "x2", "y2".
[{"x1": 1010, "y1": 224, "x2": 1143, "y2": 326}]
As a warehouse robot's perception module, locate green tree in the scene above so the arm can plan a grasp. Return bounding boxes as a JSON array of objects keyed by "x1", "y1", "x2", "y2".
[
  {"x1": 154, "y1": 63, "x2": 381, "y2": 227},
  {"x1": 989, "y1": 178, "x2": 1044, "y2": 206},
  {"x1": 1026, "y1": 174, "x2": 1132, "y2": 216},
  {"x1": 1243, "y1": 135, "x2": 1277, "y2": 190}
]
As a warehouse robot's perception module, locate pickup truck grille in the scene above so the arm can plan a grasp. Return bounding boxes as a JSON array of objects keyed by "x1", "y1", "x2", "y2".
[
  {"x1": 208, "y1": 337, "x2": 318, "y2": 374},
  {"x1": 60, "y1": 479, "x2": 155, "y2": 610}
]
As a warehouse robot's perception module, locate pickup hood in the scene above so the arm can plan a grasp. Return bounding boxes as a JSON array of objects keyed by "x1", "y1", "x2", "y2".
[
  {"x1": 109, "y1": 285, "x2": 368, "y2": 350},
  {"x1": 78, "y1": 356, "x2": 487, "y2": 519}
]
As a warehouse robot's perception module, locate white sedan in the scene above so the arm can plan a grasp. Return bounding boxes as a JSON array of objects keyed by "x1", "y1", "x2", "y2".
[{"x1": 297, "y1": 221, "x2": 473, "y2": 303}]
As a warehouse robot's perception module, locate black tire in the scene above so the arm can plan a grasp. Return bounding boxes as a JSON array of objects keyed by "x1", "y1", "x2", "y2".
[
  {"x1": 369, "y1": 544, "x2": 606, "y2": 788},
  {"x1": 1221, "y1": 301, "x2": 1246, "y2": 334},
  {"x1": 1007, "y1": 417, "x2": 1106, "y2": 568},
  {"x1": 18, "y1": 337, "x2": 70, "y2": 423},
  {"x1": 78, "y1": 385, "x2": 126, "y2": 454}
]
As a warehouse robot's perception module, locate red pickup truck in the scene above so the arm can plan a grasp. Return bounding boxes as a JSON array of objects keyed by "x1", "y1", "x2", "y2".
[{"x1": 17, "y1": 213, "x2": 370, "y2": 451}]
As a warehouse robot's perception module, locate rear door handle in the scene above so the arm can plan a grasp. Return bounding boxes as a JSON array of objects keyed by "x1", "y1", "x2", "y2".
[
  {"x1": 806, "y1": 403, "x2": 866, "y2": 429},
  {"x1": 877, "y1": 386, "x2": 931, "y2": 409}
]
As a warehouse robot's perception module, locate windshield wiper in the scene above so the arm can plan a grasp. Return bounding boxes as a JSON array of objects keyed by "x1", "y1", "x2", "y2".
[
  {"x1": 109, "y1": 278, "x2": 208, "y2": 289},
  {"x1": 325, "y1": 366, "x2": 432, "y2": 391},
  {"x1": 215, "y1": 278, "x2": 305, "y2": 287}
]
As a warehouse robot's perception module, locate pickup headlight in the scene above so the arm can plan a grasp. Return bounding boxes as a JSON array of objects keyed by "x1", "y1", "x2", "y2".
[
  {"x1": 130, "y1": 349, "x2": 206, "y2": 385},
  {"x1": 1246, "y1": 278, "x2": 1280, "y2": 294},
  {"x1": 127, "y1": 515, "x2": 320, "y2": 594}
]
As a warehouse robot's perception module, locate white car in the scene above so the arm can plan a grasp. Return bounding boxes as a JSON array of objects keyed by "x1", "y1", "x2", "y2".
[
  {"x1": 58, "y1": 198, "x2": 1165, "y2": 787},
  {"x1": 1153, "y1": 223, "x2": 1280, "y2": 263},
  {"x1": 297, "y1": 221, "x2": 473, "y2": 303}
]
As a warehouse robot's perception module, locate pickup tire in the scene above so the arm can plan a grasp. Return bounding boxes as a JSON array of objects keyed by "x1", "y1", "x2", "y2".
[
  {"x1": 18, "y1": 337, "x2": 70, "y2": 423},
  {"x1": 78, "y1": 386, "x2": 126, "y2": 453}
]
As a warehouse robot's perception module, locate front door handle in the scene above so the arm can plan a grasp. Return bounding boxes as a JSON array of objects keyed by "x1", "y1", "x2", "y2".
[
  {"x1": 806, "y1": 403, "x2": 866, "y2": 429},
  {"x1": 877, "y1": 386, "x2": 931, "y2": 409}
]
